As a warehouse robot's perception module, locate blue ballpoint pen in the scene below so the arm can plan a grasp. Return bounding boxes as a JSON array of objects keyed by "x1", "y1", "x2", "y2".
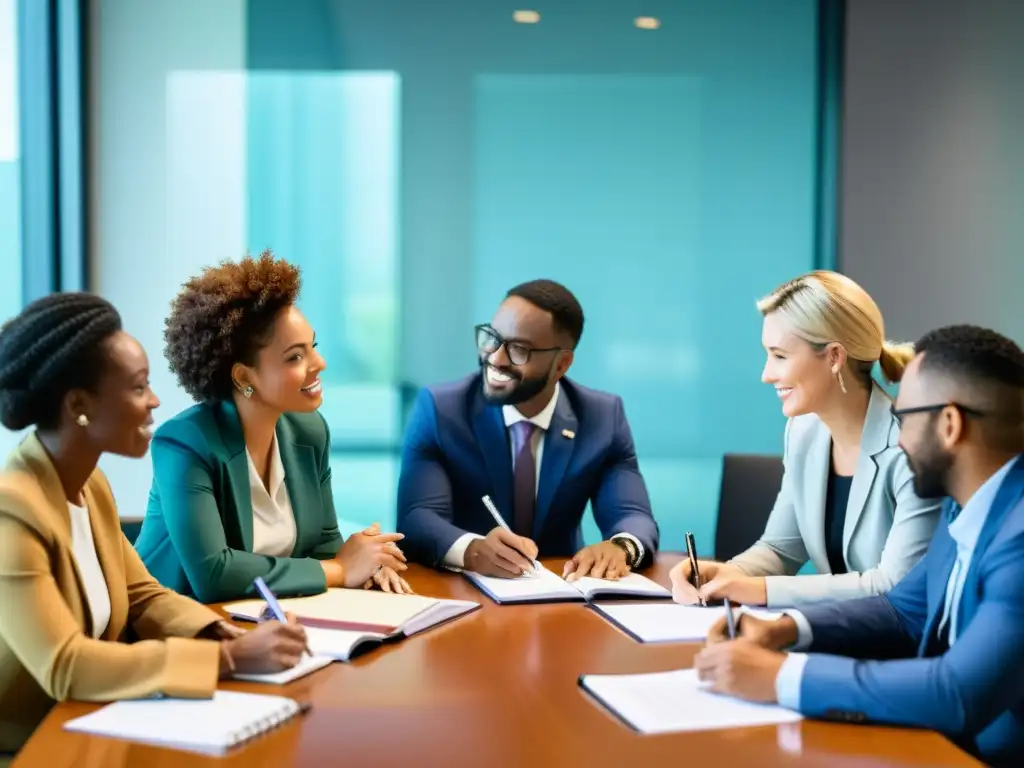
[{"x1": 253, "y1": 576, "x2": 312, "y2": 656}]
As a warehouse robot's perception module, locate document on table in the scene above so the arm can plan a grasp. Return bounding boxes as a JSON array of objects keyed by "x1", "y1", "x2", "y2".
[
  {"x1": 464, "y1": 564, "x2": 671, "y2": 605},
  {"x1": 591, "y1": 602, "x2": 784, "y2": 642},
  {"x1": 580, "y1": 668, "x2": 802, "y2": 734}
]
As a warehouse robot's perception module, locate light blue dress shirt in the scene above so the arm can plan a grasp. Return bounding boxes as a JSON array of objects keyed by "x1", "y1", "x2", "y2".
[{"x1": 774, "y1": 458, "x2": 1018, "y2": 710}]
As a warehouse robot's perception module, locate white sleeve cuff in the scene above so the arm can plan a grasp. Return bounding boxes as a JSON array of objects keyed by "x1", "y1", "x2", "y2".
[
  {"x1": 610, "y1": 533, "x2": 644, "y2": 565},
  {"x1": 783, "y1": 609, "x2": 814, "y2": 650},
  {"x1": 443, "y1": 533, "x2": 484, "y2": 570},
  {"x1": 775, "y1": 652, "x2": 809, "y2": 710}
]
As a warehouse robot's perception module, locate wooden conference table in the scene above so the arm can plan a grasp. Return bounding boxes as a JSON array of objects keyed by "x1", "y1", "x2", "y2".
[{"x1": 13, "y1": 555, "x2": 980, "y2": 768}]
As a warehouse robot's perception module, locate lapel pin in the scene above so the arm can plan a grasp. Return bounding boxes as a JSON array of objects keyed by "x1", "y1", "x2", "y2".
[{"x1": 561, "y1": 429, "x2": 575, "y2": 439}]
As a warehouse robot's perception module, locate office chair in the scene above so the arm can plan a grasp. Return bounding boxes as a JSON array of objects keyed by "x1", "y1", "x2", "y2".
[
  {"x1": 120, "y1": 516, "x2": 143, "y2": 545},
  {"x1": 714, "y1": 454, "x2": 784, "y2": 561}
]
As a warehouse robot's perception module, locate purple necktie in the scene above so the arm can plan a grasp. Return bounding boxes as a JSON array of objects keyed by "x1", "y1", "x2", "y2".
[{"x1": 510, "y1": 421, "x2": 538, "y2": 537}]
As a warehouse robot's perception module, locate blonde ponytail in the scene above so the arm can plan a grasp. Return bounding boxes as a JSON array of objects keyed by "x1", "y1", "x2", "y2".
[{"x1": 878, "y1": 341, "x2": 915, "y2": 384}]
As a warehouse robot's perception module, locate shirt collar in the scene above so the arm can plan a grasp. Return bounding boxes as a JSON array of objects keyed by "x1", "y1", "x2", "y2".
[
  {"x1": 948, "y1": 456, "x2": 1019, "y2": 547},
  {"x1": 503, "y1": 382, "x2": 560, "y2": 431},
  {"x1": 246, "y1": 432, "x2": 287, "y2": 498}
]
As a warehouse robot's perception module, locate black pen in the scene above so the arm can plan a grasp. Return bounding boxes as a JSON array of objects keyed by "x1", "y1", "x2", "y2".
[
  {"x1": 724, "y1": 598, "x2": 737, "y2": 640},
  {"x1": 684, "y1": 532, "x2": 706, "y2": 606}
]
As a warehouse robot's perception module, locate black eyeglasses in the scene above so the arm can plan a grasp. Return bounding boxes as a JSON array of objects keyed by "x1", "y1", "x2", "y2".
[
  {"x1": 890, "y1": 402, "x2": 986, "y2": 426},
  {"x1": 475, "y1": 324, "x2": 563, "y2": 366}
]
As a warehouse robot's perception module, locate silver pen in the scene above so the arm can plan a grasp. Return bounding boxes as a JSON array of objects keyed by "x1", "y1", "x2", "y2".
[{"x1": 481, "y1": 495, "x2": 540, "y2": 572}]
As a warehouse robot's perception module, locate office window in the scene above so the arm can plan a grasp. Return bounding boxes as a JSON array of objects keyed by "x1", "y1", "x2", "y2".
[
  {"x1": 0, "y1": 0, "x2": 21, "y2": 319},
  {"x1": 94, "y1": 0, "x2": 823, "y2": 547}
]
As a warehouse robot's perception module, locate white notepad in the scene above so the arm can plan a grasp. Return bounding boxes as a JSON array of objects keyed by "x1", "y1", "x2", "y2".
[
  {"x1": 232, "y1": 652, "x2": 334, "y2": 683},
  {"x1": 592, "y1": 602, "x2": 784, "y2": 643},
  {"x1": 63, "y1": 690, "x2": 308, "y2": 754},
  {"x1": 464, "y1": 564, "x2": 671, "y2": 604},
  {"x1": 580, "y1": 668, "x2": 802, "y2": 734}
]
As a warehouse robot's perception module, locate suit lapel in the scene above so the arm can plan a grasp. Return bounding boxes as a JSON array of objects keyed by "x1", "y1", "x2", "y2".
[
  {"x1": 535, "y1": 393, "x2": 578, "y2": 536},
  {"x1": 918, "y1": 504, "x2": 958, "y2": 656},
  {"x1": 82, "y1": 479, "x2": 127, "y2": 641},
  {"x1": 956, "y1": 455, "x2": 1024, "y2": 634},
  {"x1": 472, "y1": 393, "x2": 514, "y2": 521},
  {"x1": 842, "y1": 385, "x2": 889, "y2": 558},
  {"x1": 277, "y1": 417, "x2": 318, "y2": 552},
  {"x1": 217, "y1": 401, "x2": 255, "y2": 551},
  {"x1": 18, "y1": 433, "x2": 117, "y2": 639},
  {"x1": 803, "y1": 425, "x2": 832, "y2": 565}
]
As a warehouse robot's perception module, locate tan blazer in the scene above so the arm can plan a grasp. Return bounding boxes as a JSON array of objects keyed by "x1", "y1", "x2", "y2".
[
  {"x1": 729, "y1": 384, "x2": 943, "y2": 607},
  {"x1": 0, "y1": 434, "x2": 222, "y2": 755}
]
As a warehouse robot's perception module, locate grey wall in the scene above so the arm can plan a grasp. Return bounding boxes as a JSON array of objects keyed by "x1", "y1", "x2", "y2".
[{"x1": 841, "y1": 0, "x2": 1024, "y2": 344}]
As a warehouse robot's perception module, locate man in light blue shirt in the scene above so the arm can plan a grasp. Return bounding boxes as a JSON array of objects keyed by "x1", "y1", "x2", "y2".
[{"x1": 694, "y1": 325, "x2": 1024, "y2": 767}]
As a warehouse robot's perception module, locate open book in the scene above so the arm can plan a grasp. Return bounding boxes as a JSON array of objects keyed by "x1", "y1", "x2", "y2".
[
  {"x1": 591, "y1": 602, "x2": 783, "y2": 643},
  {"x1": 464, "y1": 564, "x2": 671, "y2": 605},
  {"x1": 223, "y1": 589, "x2": 479, "y2": 661},
  {"x1": 580, "y1": 668, "x2": 802, "y2": 734},
  {"x1": 63, "y1": 690, "x2": 309, "y2": 755}
]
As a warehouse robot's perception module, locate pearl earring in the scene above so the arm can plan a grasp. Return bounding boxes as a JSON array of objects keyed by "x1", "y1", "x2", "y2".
[
  {"x1": 836, "y1": 371, "x2": 847, "y2": 394},
  {"x1": 76, "y1": 414, "x2": 89, "y2": 427},
  {"x1": 243, "y1": 385, "x2": 254, "y2": 399}
]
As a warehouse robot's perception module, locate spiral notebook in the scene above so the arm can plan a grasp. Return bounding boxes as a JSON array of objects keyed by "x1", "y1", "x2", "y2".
[{"x1": 63, "y1": 690, "x2": 309, "y2": 755}]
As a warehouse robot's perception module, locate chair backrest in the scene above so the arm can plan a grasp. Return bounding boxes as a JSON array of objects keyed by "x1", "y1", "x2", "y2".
[
  {"x1": 715, "y1": 454, "x2": 784, "y2": 561},
  {"x1": 120, "y1": 516, "x2": 143, "y2": 545}
]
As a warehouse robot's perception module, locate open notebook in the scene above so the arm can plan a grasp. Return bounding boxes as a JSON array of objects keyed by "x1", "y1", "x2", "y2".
[
  {"x1": 464, "y1": 564, "x2": 671, "y2": 605},
  {"x1": 591, "y1": 602, "x2": 784, "y2": 643},
  {"x1": 63, "y1": 690, "x2": 309, "y2": 755},
  {"x1": 580, "y1": 668, "x2": 802, "y2": 734},
  {"x1": 223, "y1": 589, "x2": 479, "y2": 660}
]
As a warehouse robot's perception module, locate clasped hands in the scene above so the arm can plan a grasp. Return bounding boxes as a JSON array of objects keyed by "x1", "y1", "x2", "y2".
[
  {"x1": 322, "y1": 522, "x2": 414, "y2": 594},
  {"x1": 466, "y1": 527, "x2": 632, "y2": 581},
  {"x1": 668, "y1": 559, "x2": 797, "y2": 705}
]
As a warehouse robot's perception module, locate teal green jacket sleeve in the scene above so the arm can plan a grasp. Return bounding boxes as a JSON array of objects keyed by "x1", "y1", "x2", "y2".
[{"x1": 150, "y1": 427, "x2": 332, "y2": 603}]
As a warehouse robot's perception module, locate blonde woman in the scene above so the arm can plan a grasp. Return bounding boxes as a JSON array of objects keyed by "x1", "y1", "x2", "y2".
[{"x1": 671, "y1": 271, "x2": 943, "y2": 608}]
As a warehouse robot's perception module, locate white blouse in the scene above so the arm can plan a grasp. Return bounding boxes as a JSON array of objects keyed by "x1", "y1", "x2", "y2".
[
  {"x1": 247, "y1": 433, "x2": 298, "y2": 558},
  {"x1": 68, "y1": 501, "x2": 111, "y2": 638}
]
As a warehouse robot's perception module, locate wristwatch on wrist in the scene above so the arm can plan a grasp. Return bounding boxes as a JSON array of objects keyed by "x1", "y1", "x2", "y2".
[{"x1": 610, "y1": 536, "x2": 639, "y2": 568}]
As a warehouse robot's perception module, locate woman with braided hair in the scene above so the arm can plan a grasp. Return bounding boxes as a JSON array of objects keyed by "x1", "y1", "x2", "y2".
[
  {"x1": 0, "y1": 293, "x2": 307, "y2": 760},
  {"x1": 135, "y1": 251, "x2": 412, "y2": 602}
]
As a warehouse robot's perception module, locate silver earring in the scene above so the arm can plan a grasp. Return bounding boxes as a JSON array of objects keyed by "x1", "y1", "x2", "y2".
[
  {"x1": 836, "y1": 371, "x2": 847, "y2": 394},
  {"x1": 243, "y1": 385, "x2": 254, "y2": 399},
  {"x1": 76, "y1": 414, "x2": 89, "y2": 427}
]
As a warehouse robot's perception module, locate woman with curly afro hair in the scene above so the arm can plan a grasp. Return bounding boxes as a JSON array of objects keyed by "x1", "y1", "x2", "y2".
[{"x1": 134, "y1": 251, "x2": 412, "y2": 603}]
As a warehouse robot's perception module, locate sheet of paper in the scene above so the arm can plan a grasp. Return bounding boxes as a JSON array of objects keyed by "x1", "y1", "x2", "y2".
[
  {"x1": 232, "y1": 653, "x2": 334, "y2": 684},
  {"x1": 582, "y1": 668, "x2": 802, "y2": 734},
  {"x1": 466, "y1": 564, "x2": 580, "y2": 602},
  {"x1": 594, "y1": 603, "x2": 783, "y2": 642}
]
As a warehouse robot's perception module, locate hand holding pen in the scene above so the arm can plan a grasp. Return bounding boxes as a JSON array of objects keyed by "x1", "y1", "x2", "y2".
[{"x1": 463, "y1": 495, "x2": 540, "y2": 578}]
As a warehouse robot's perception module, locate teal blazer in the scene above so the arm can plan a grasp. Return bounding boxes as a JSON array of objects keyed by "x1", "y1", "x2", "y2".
[{"x1": 135, "y1": 401, "x2": 343, "y2": 602}]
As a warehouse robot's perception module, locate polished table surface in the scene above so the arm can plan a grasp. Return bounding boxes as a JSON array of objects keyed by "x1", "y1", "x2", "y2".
[{"x1": 12, "y1": 556, "x2": 980, "y2": 767}]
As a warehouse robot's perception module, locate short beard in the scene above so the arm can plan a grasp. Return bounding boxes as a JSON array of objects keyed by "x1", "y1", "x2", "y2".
[
  {"x1": 908, "y1": 430, "x2": 954, "y2": 499},
  {"x1": 480, "y1": 360, "x2": 551, "y2": 406}
]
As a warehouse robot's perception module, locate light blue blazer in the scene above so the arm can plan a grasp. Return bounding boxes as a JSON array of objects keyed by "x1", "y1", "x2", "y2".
[{"x1": 729, "y1": 383, "x2": 943, "y2": 607}]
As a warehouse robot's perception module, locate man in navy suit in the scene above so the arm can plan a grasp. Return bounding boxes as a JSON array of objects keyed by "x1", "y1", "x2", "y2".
[
  {"x1": 694, "y1": 325, "x2": 1024, "y2": 766},
  {"x1": 396, "y1": 279, "x2": 659, "y2": 579}
]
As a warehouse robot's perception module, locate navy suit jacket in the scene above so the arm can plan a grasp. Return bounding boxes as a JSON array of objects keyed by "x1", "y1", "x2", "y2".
[
  {"x1": 396, "y1": 374, "x2": 659, "y2": 567},
  {"x1": 796, "y1": 454, "x2": 1024, "y2": 766}
]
